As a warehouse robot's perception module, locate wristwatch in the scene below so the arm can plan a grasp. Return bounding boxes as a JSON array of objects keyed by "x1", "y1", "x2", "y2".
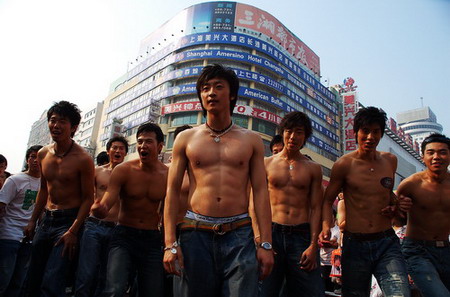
[
  {"x1": 259, "y1": 242, "x2": 273, "y2": 250},
  {"x1": 164, "y1": 241, "x2": 179, "y2": 254}
]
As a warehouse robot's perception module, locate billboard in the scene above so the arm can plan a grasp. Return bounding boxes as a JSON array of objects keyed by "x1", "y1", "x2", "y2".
[{"x1": 343, "y1": 92, "x2": 358, "y2": 154}]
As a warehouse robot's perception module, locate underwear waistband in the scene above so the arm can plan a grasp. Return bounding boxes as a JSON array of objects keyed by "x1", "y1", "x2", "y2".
[{"x1": 185, "y1": 210, "x2": 249, "y2": 224}]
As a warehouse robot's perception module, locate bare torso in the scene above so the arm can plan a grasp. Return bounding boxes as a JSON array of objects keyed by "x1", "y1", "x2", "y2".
[
  {"x1": 117, "y1": 159, "x2": 168, "y2": 230},
  {"x1": 265, "y1": 153, "x2": 321, "y2": 224},
  {"x1": 41, "y1": 143, "x2": 93, "y2": 209},
  {"x1": 185, "y1": 125, "x2": 257, "y2": 217},
  {"x1": 93, "y1": 165, "x2": 119, "y2": 222},
  {"x1": 339, "y1": 151, "x2": 396, "y2": 233},
  {"x1": 399, "y1": 172, "x2": 450, "y2": 240}
]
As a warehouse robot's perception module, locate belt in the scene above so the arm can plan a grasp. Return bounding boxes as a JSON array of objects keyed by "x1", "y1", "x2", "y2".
[
  {"x1": 272, "y1": 223, "x2": 310, "y2": 234},
  {"x1": 45, "y1": 208, "x2": 79, "y2": 218},
  {"x1": 180, "y1": 217, "x2": 252, "y2": 235},
  {"x1": 86, "y1": 216, "x2": 116, "y2": 228},
  {"x1": 406, "y1": 238, "x2": 450, "y2": 248},
  {"x1": 344, "y1": 228, "x2": 396, "y2": 241}
]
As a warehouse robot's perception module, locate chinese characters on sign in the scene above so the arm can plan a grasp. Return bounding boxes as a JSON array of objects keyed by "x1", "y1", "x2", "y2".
[{"x1": 343, "y1": 93, "x2": 358, "y2": 154}]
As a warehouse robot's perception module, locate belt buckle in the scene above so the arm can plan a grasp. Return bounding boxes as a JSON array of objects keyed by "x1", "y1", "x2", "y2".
[
  {"x1": 436, "y1": 241, "x2": 445, "y2": 247},
  {"x1": 213, "y1": 223, "x2": 226, "y2": 235}
]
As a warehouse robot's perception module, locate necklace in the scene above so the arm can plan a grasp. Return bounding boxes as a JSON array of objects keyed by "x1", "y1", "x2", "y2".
[
  {"x1": 205, "y1": 122, "x2": 234, "y2": 143},
  {"x1": 55, "y1": 140, "x2": 74, "y2": 158},
  {"x1": 370, "y1": 168, "x2": 374, "y2": 172}
]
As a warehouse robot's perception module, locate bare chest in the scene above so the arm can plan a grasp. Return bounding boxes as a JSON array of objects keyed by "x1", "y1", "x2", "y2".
[
  {"x1": 42, "y1": 157, "x2": 78, "y2": 184},
  {"x1": 122, "y1": 171, "x2": 166, "y2": 202},
  {"x1": 413, "y1": 184, "x2": 450, "y2": 212},
  {"x1": 267, "y1": 162, "x2": 311, "y2": 190}
]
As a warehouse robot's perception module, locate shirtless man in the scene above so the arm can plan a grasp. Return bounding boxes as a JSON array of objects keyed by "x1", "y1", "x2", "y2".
[
  {"x1": 163, "y1": 64, "x2": 274, "y2": 297},
  {"x1": 75, "y1": 136, "x2": 128, "y2": 297},
  {"x1": 398, "y1": 133, "x2": 450, "y2": 296},
  {"x1": 260, "y1": 112, "x2": 324, "y2": 297},
  {"x1": 23, "y1": 101, "x2": 95, "y2": 297},
  {"x1": 92, "y1": 123, "x2": 167, "y2": 297},
  {"x1": 321, "y1": 106, "x2": 410, "y2": 297},
  {"x1": 270, "y1": 134, "x2": 284, "y2": 155}
]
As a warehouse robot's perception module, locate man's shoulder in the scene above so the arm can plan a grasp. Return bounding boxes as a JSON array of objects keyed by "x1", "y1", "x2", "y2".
[{"x1": 379, "y1": 151, "x2": 397, "y2": 162}]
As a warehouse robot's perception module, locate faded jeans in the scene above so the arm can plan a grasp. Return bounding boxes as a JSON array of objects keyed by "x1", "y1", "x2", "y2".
[
  {"x1": 341, "y1": 229, "x2": 410, "y2": 297},
  {"x1": 259, "y1": 223, "x2": 324, "y2": 297},
  {"x1": 75, "y1": 219, "x2": 115, "y2": 297},
  {"x1": 0, "y1": 239, "x2": 32, "y2": 297},
  {"x1": 101, "y1": 225, "x2": 164, "y2": 297},
  {"x1": 179, "y1": 225, "x2": 259, "y2": 297},
  {"x1": 402, "y1": 237, "x2": 450, "y2": 297}
]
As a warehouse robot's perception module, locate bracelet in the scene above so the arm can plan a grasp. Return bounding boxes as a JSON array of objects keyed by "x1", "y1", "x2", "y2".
[{"x1": 164, "y1": 241, "x2": 179, "y2": 251}]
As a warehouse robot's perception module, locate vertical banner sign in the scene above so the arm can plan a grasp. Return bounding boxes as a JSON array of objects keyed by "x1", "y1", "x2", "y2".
[{"x1": 343, "y1": 92, "x2": 358, "y2": 154}]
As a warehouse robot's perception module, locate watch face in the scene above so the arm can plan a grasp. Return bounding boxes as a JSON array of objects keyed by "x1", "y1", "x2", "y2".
[
  {"x1": 261, "y1": 242, "x2": 272, "y2": 250},
  {"x1": 170, "y1": 247, "x2": 177, "y2": 254}
]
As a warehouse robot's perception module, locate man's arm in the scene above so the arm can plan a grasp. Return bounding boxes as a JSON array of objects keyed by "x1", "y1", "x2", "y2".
[
  {"x1": 249, "y1": 135, "x2": 274, "y2": 280},
  {"x1": 57, "y1": 155, "x2": 95, "y2": 259},
  {"x1": 24, "y1": 153, "x2": 48, "y2": 240},
  {"x1": 300, "y1": 163, "x2": 323, "y2": 271},
  {"x1": 163, "y1": 132, "x2": 189, "y2": 275},
  {"x1": 320, "y1": 159, "x2": 346, "y2": 241}
]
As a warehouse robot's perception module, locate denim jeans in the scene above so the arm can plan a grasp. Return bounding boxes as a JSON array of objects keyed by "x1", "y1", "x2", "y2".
[
  {"x1": 260, "y1": 224, "x2": 324, "y2": 297},
  {"x1": 179, "y1": 225, "x2": 259, "y2": 297},
  {"x1": 75, "y1": 219, "x2": 115, "y2": 297},
  {"x1": 0, "y1": 239, "x2": 32, "y2": 297},
  {"x1": 402, "y1": 238, "x2": 450, "y2": 297},
  {"x1": 101, "y1": 225, "x2": 164, "y2": 297},
  {"x1": 24, "y1": 208, "x2": 78, "y2": 297},
  {"x1": 341, "y1": 230, "x2": 410, "y2": 297}
]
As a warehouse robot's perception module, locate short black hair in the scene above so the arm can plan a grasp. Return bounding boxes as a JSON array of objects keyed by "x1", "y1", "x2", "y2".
[
  {"x1": 196, "y1": 64, "x2": 239, "y2": 117},
  {"x1": 269, "y1": 135, "x2": 283, "y2": 152},
  {"x1": 353, "y1": 106, "x2": 387, "y2": 143},
  {"x1": 421, "y1": 133, "x2": 450, "y2": 155},
  {"x1": 0, "y1": 154, "x2": 6, "y2": 166},
  {"x1": 278, "y1": 112, "x2": 313, "y2": 148},
  {"x1": 47, "y1": 101, "x2": 82, "y2": 127},
  {"x1": 106, "y1": 136, "x2": 129, "y2": 154},
  {"x1": 96, "y1": 151, "x2": 109, "y2": 166},
  {"x1": 174, "y1": 125, "x2": 192, "y2": 140},
  {"x1": 136, "y1": 122, "x2": 164, "y2": 143},
  {"x1": 24, "y1": 145, "x2": 43, "y2": 170}
]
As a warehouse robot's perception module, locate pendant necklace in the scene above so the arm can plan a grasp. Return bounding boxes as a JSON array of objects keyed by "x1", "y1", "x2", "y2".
[
  {"x1": 370, "y1": 168, "x2": 374, "y2": 172},
  {"x1": 55, "y1": 140, "x2": 74, "y2": 158},
  {"x1": 205, "y1": 121, "x2": 234, "y2": 143}
]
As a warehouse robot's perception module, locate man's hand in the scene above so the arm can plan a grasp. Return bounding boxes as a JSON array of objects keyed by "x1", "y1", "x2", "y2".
[
  {"x1": 398, "y1": 195, "x2": 412, "y2": 214},
  {"x1": 257, "y1": 247, "x2": 274, "y2": 280},
  {"x1": 319, "y1": 238, "x2": 337, "y2": 248},
  {"x1": 23, "y1": 221, "x2": 37, "y2": 241},
  {"x1": 55, "y1": 231, "x2": 78, "y2": 259},
  {"x1": 381, "y1": 205, "x2": 397, "y2": 218},
  {"x1": 91, "y1": 201, "x2": 108, "y2": 219},
  {"x1": 318, "y1": 227, "x2": 331, "y2": 242},
  {"x1": 299, "y1": 245, "x2": 317, "y2": 271},
  {"x1": 163, "y1": 247, "x2": 184, "y2": 276}
]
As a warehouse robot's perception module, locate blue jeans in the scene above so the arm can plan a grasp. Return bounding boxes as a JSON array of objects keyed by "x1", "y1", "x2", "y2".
[
  {"x1": 341, "y1": 229, "x2": 410, "y2": 297},
  {"x1": 75, "y1": 218, "x2": 115, "y2": 297},
  {"x1": 24, "y1": 209, "x2": 78, "y2": 297},
  {"x1": 180, "y1": 225, "x2": 259, "y2": 297},
  {"x1": 260, "y1": 223, "x2": 324, "y2": 297},
  {"x1": 0, "y1": 239, "x2": 32, "y2": 297},
  {"x1": 402, "y1": 238, "x2": 450, "y2": 297},
  {"x1": 102, "y1": 225, "x2": 164, "y2": 297}
]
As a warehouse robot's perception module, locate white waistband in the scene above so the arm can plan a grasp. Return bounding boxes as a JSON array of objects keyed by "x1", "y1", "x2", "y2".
[{"x1": 185, "y1": 210, "x2": 249, "y2": 224}]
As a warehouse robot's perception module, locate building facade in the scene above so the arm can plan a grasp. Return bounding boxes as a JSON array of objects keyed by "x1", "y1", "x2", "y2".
[
  {"x1": 27, "y1": 110, "x2": 52, "y2": 149},
  {"x1": 397, "y1": 107, "x2": 443, "y2": 149},
  {"x1": 96, "y1": 2, "x2": 341, "y2": 182},
  {"x1": 73, "y1": 102, "x2": 104, "y2": 158}
]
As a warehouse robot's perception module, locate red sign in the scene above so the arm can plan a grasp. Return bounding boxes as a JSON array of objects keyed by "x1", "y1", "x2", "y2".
[
  {"x1": 235, "y1": 3, "x2": 320, "y2": 75},
  {"x1": 342, "y1": 93, "x2": 358, "y2": 154},
  {"x1": 161, "y1": 102, "x2": 282, "y2": 125}
]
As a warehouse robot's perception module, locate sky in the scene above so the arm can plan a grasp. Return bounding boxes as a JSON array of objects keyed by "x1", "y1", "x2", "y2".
[{"x1": 0, "y1": 0, "x2": 449, "y2": 173}]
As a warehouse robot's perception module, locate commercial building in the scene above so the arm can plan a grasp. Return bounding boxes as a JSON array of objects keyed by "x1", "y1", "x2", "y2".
[
  {"x1": 73, "y1": 102, "x2": 104, "y2": 158},
  {"x1": 27, "y1": 110, "x2": 52, "y2": 149},
  {"x1": 96, "y1": 2, "x2": 341, "y2": 182},
  {"x1": 397, "y1": 106, "x2": 443, "y2": 148}
]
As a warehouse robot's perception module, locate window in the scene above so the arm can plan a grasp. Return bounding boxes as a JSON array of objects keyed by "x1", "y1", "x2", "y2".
[
  {"x1": 171, "y1": 113, "x2": 198, "y2": 126},
  {"x1": 252, "y1": 118, "x2": 277, "y2": 136},
  {"x1": 232, "y1": 115, "x2": 248, "y2": 128}
]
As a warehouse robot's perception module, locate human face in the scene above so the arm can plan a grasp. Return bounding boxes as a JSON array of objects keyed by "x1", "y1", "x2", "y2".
[
  {"x1": 356, "y1": 123, "x2": 382, "y2": 152},
  {"x1": 0, "y1": 162, "x2": 6, "y2": 175},
  {"x1": 200, "y1": 78, "x2": 233, "y2": 115},
  {"x1": 283, "y1": 126, "x2": 306, "y2": 152},
  {"x1": 107, "y1": 141, "x2": 127, "y2": 165},
  {"x1": 48, "y1": 113, "x2": 77, "y2": 141},
  {"x1": 136, "y1": 132, "x2": 162, "y2": 162},
  {"x1": 422, "y1": 142, "x2": 450, "y2": 173},
  {"x1": 27, "y1": 151, "x2": 40, "y2": 174},
  {"x1": 271, "y1": 143, "x2": 284, "y2": 155}
]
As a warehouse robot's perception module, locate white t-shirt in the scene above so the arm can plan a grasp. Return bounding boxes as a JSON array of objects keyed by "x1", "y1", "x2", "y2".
[
  {"x1": 320, "y1": 224, "x2": 341, "y2": 266},
  {"x1": 0, "y1": 172, "x2": 40, "y2": 241}
]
